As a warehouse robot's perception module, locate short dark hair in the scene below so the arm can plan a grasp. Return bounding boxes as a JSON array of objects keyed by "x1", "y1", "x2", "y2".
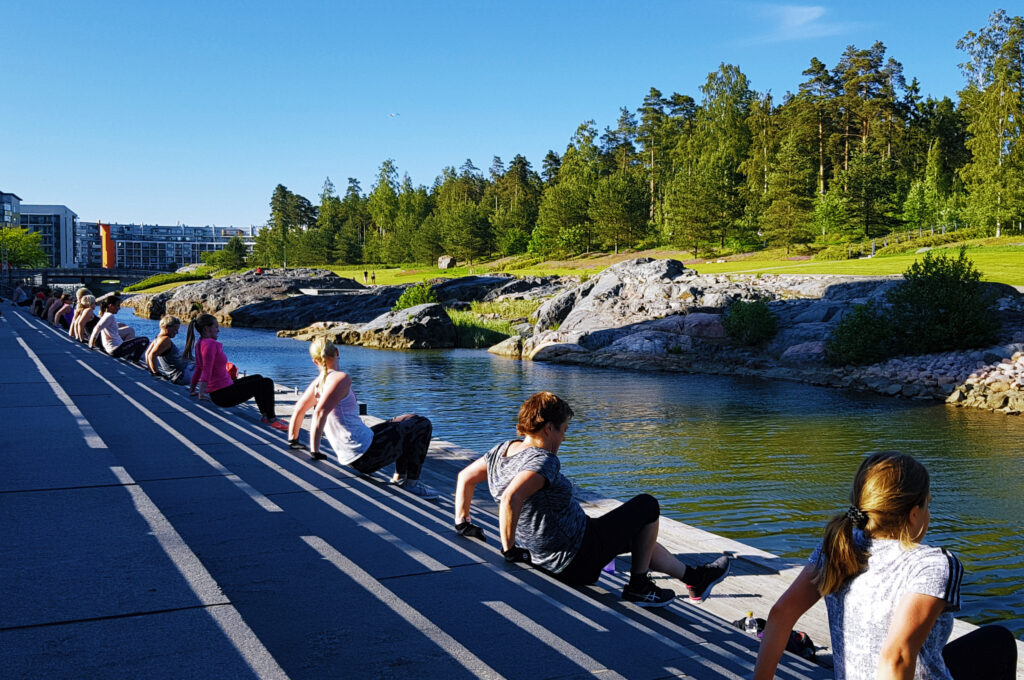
[{"x1": 517, "y1": 391, "x2": 574, "y2": 436}]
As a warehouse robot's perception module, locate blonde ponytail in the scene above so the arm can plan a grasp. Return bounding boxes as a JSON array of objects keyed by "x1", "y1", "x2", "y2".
[
  {"x1": 308, "y1": 337, "x2": 339, "y2": 394},
  {"x1": 817, "y1": 452, "x2": 930, "y2": 596}
]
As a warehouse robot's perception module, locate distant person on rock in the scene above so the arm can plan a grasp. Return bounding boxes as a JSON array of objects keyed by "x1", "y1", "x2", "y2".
[
  {"x1": 88, "y1": 295, "x2": 149, "y2": 362},
  {"x1": 145, "y1": 315, "x2": 193, "y2": 385},
  {"x1": 753, "y1": 452, "x2": 1017, "y2": 680},
  {"x1": 454, "y1": 391, "x2": 731, "y2": 607},
  {"x1": 183, "y1": 313, "x2": 288, "y2": 431},
  {"x1": 287, "y1": 338, "x2": 439, "y2": 499},
  {"x1": 363, "y1": 270, "x2": 368, "y2": 284},
  {"x1": 371, "y1": 271, "x2": 376, "y2": 285}
]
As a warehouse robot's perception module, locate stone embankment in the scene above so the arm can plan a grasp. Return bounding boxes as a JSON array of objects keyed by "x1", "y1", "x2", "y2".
[
  {"x1": 489, "y1": 258, "x2": 1024, "y2": 415},
  {"x1": 946, "y1": 351, "x2": 1024, "y2": 413}
]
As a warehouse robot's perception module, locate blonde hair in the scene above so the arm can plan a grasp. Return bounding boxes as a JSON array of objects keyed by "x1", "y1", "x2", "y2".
[
  {"x1": 308, "y1": 337, "x2": 339, "y2": 393},
  {"x1": 159, "y1": 315, "x2": 182, "y2": 330},
  {"x1": 817, "y1": 452, "x2": 931, "y2": 596},
  {"x1": 81, "y1": 294, "x2": 96, "y2": 308},
  {"x1": 76, "y1": 287, "x2": 91, "y2": 301},
  {"x1": 183, "y1": 313, "x2": 218, "y2": 360}
]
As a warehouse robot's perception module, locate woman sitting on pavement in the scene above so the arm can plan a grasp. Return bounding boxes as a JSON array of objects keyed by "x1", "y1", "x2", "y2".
[
  {"x1": 183, "y1": 313, "x2": 288, "y2": 431},
  {"x1": 286, "y1": 338, "x2": 439, "y2": 499},
  {"x1": 51, "y1": 293, "x2": 74, "y2": 329},
  {"x1": 454, "y1": 391, "x2": 731, "y2": 608},
  {"x1": 753, "y1": 451, "x2": 1017, "y2": 680},
  {"x1": 69, "y1": 294, "x2": 97, "y2": 341},
  {"x1": 88, "y1": 294, "x2": 149, "y2": 362},
  {"x1": 145, "y1": 315, "x2": 193, "y2": 385}
]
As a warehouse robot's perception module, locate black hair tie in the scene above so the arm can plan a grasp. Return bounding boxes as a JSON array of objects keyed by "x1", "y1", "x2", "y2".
[{"x1": 847, "y1": 506, "x2": 868, "y2": 528}]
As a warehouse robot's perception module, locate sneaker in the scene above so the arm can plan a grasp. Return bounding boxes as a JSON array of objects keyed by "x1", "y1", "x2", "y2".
[
  {"x1": 399, "y1": 479, "x2": 439, "y2": 500},
  {"x1": 262, "y1": 418, "x2": 289, "y2": 432},
  {"x1": 685, "y1": 555, "x2": 731, "y2": 603},
  {"x1": 622, "y1": 574, "x2": 676, "y2": 608}
]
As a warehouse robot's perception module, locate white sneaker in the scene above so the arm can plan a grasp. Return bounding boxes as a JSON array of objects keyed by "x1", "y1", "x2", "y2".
[{"x1": 400, "y1": 480, "x2": 439, "y2": 500}]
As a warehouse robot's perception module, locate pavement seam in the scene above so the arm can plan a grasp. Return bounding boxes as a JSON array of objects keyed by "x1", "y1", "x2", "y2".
[{"x1": 0, "y1": 603, "x2": 233, "y2": 633}]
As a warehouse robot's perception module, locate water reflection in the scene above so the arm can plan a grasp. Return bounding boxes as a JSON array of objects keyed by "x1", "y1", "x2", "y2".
[{"x1": 124, "y1": 313, "x2": 1024, "y2": 637}]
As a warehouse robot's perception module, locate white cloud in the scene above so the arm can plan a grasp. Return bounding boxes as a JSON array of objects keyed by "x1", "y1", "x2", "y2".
[{"x1": 744, "y1": 4, "x2": 859, "y2": 44}]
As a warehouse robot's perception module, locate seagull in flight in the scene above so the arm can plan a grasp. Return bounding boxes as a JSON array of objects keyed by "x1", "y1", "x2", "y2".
[{"x1": 389, "y1": 112, "x2": 400, "y2": 118}]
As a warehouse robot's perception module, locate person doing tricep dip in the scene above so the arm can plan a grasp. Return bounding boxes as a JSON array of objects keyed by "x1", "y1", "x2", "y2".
[
  {"x1": 287, "y1": 338, "x2": 439, "y2": 500},
  {"x1": 454, "y1": 391, "x2": 731, "y2": 607},
  {"x1": 183, "y1": 313, "x2": 289, "y2": 431},
  {"x1": 753, "y1": 451, "x2": 1017, "y2": 680}
]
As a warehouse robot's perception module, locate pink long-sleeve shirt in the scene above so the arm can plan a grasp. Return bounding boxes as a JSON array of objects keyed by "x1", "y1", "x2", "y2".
[{"x1": 190, "y1": 338, "x2": 234, "y2": 392}]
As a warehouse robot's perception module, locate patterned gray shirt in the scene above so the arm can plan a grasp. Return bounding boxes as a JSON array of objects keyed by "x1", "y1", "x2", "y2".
[
  {"x1": 485, "y1": 440, "x2": 587, "y2": 574},
  {"x1": 810, "y1": 533, "x2": 963, "y2": 680}
]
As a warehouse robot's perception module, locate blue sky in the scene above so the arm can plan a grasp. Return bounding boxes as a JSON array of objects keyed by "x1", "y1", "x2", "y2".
[{"x1": 3, "y1": 1, "x2": 999, "y2": 227}]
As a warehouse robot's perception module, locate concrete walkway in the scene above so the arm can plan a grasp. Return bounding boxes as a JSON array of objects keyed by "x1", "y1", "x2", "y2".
[{"x1": 0, "y1": 305, "x2": 1003, "y2": 679}]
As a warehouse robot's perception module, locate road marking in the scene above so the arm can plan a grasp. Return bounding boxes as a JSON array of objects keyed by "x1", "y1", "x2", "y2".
[
  {"x1": 133, "y1": 381, "x2": 449, "y2": 573},
  {"x1": 482, "y1": 600, "x2": 626, "y2": 678},
  {"x1": 76, "y1": 360, "x2": 283, "y2": 512},
  {"x1": 16, "y1": 337, "x2": 107, "y2": 449},
  {"x1": 111, "y1": 467, "x2": 289, "y2": 680},
  {"x1": 301, "y1": 535, "x2": 504, "y2": 680}
]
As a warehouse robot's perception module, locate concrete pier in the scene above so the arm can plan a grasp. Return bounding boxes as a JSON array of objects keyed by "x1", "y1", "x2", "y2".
[{"x1": 1, "y1": 305, "x2": 1017, "y2": 679}]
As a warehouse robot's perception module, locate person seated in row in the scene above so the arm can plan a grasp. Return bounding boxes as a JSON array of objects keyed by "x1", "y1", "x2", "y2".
[
  {"x1": 286, "y1": 338, "x2": 439, "y2": 499},
  {"x1": 454, "y1": 391, "x2": 732, "y2": 607},
  {"x1": 753, "y1": 451, "x2": 1017, "y2": 680},
  {"x1": 30, "y1": 288, "x2": 48, "y2": 317},
  {"x1": 43, "y1": 289, "x2": 63, "y2": 322},
  {"x1": 69, "y1": 294, "x2": 98, "y2": 341},
  {"x1": 11, "y1": 282, "x2": 30, "y2": 307},
  {"x1": 52, "y1": 293, "x2": 74, "y2": 329},
  {"x1": 183, "y1": 313, "x2": 288, "y2": 431},
  {"x1": 145, "y1": 315, "x2": 193, "y2": 385},
  {"x1": 88, "y1": 294, "x2": 149, "y2": 362}
]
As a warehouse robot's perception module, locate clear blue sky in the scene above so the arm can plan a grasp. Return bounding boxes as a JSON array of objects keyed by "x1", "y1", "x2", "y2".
[{"x1": 3, "y1": 1, "x2": 999, "y2": 227}]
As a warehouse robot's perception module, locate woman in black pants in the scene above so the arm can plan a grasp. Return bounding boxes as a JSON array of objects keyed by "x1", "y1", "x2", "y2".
[{"x1": 183, "y1": 313, "x2": 288, "y2": 431}]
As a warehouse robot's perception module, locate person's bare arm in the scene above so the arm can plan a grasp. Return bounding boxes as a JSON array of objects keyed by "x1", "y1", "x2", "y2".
[
  {"x1": 287, "y1": 379, "x2": 319, "y2": 441},
  {"x1": 498, "y1": 470, "x2": 545, "y2": 552},
  {"x1": 876, "y1": 592, "x2": 946, "y2": 680},
  {"x1": 754, "y1": 564, "x2": 822, "y2": 679},
  {"x1": 309, "y1": 372, "x2": 351, "y2": 455}
]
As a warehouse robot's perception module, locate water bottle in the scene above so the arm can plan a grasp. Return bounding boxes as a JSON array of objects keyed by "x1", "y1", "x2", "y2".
[{"x1": 743, "y1": 611, "x2": 759, "y2": 635}]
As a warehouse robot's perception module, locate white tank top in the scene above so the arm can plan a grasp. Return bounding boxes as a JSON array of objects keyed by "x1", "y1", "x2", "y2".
[{"x1": 320, "y1": 371, "x2": 374, "y2": 464}]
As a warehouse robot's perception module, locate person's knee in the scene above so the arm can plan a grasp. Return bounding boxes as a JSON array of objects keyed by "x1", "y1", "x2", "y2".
[{"x1": 633, "y1": 493, "x2": 660, "y2": 524}]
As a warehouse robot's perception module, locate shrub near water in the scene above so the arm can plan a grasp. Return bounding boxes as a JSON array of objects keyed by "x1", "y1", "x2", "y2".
[
  {"x1": 826, "y1": 247, "x2": 1000, "y2": 365},
  {"x1": 392, "y1": 283, "x2": 439, "y2": 311},
  {"x1": 723, "y1": 299, "x2": 778, "y2": 346},
  {"x1": 124, "y1": 272, "x2": 210, "y2": 292}
]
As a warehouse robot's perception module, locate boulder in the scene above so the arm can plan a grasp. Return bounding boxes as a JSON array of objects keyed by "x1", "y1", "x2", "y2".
[
  {"x1": 431, "y1": 275, "x2": 514, "y2": 304},
  {"x1": 358, "y1": 303, "x2": 457, "y2": 349},
  {"x1": 230, "y1": 289, "x2": 402, "y2": 330},
  {"x1": 534, "y1": 280, "x2": 596, "y2": 332},
  {"x1": 157, "y1": 268, "x2": 361, "y2": 326},
  {"x1": 437, "y1": 255, "x2": 456, "y2": 270},
  {"x1": 681, "y1": 313, "x2": 726, "y2": 340},
  {"x1": 780, "y1": 341, "x2": 827, "y2": 365},
  {"x1": 528, "y1": 342, "x2": 590, "y2": 362},
  {"x1": 483, "y1": 276, "x2": 570, "y2": 302},
  {"x1": 606, "y1": 331, "x2": 693, "y2": 356},
  {"x1": 488, "y1": 336, "x2": 523, "y2": 359}
]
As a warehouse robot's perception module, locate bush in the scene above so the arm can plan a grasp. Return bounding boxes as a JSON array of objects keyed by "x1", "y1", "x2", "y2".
[
  {"x1": 124, "y1": 272, "x2": 210, "y2": 292},
  {"x1": 392, "y1": 283, "x2": 439, "y2": 311},
  {"x1": 812, "y1": 244, "x2": 858, "y2": 261},
  {"x1": 825, "y1": 300, "x2": 895, "y2": 366},
  {"x1": 886, "y1": 246, "x2": 999, "y2": 354},
  {"x1": 826, "y1": 247, "x2": 1000, "y2": 365},
  {"x1": 722, "y1": 299, "x2": 778, "y2": 346}
]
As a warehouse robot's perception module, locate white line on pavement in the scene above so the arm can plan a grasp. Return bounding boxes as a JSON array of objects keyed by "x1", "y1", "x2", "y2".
[
  {"x1": 111, "y1": 466, "x2": 289, "y2": 680},
  {"x1": 16, "y1": 337, "x2": 107, "y2": 449},
  {"x1": 76, "y1": 360, "x2": 284, "y2": 512},
  {"x1": 301, "y1": 535, "x2": 504, "y2": 680}
]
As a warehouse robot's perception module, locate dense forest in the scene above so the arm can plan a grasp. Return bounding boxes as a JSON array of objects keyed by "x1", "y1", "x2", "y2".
[{"x1": 249, "y1": 10, "x2": 1023, "y2": 267}]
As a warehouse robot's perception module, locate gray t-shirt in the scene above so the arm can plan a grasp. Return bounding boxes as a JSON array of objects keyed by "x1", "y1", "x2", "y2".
[
  {"x1": 809, "y1": 533, "x2": 963, "y2": 680},
  {"x1": 485, "y1": 440, "x2": 587, "y2": 574}
]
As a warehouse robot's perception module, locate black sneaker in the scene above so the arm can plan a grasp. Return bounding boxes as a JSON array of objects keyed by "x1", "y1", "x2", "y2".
[
  {"x1": 622, "y1": 574, "x2": 675, "y2": 608},
  {"x1": 685, "y1": 555, "x2": 731, "y2": 603}
]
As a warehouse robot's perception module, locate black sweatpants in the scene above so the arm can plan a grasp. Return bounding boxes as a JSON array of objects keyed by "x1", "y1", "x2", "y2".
[
  {"x1": 350, "y1": 414, "x2": 432, "y2": 481},
  {"x1": 556, "y1": 493, "x2": 661, "y2": 586},
  {"x1": 210, "y1": 375, "x2": 276, "y2": 420},
  {"x1": 112, "y1": 337, "x2": 149, "y2": 362}
]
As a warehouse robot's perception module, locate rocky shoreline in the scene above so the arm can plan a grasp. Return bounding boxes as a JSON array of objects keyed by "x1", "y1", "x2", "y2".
[{"x1": 123, "y1": 260, "x2": 1024, "y2": 415}]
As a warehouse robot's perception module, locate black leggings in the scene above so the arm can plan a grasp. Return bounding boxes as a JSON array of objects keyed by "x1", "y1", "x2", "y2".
[
  {"x1": 556, "y1": 493, "x2": 660, "y2": 586},
  {"x1": 210, "y1": 375, "x2": 276, "y2": 420},
  {"x1": 943, "y1": 624, "x2": 1017, "y2": 680},
  {"x1": 350, "y1": 414, "x2": 432, "y2": 481},
  {"x1": 112, "y1": 337, "x2": 149, "y2": 362}
]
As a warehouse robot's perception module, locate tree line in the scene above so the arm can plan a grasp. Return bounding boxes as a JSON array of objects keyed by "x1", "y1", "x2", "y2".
[{"x1": 249, "y1": 10, "x2": 1023, "y2": 268}]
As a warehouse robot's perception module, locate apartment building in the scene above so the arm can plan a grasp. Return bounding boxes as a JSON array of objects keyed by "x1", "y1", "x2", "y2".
[{"x1": 76, "y1": 222, "x2": 257, "y2": 270}]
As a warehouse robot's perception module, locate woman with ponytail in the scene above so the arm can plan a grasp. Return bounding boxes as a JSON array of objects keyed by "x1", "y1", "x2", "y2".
[
  {"x1": 286, "y1": 338, "x2": 438, "y2": 499},
  {"x1": 183, "y1": 313, "x2": 287, "y2": 431},
  {"x1": 754, "y1": 452, "x2": 1016, "y2": 679}
]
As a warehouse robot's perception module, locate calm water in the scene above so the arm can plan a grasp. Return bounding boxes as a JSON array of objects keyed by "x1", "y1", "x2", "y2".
[{"x1": 128, "y1": 313, "x2": 1024, "y2": 637}]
